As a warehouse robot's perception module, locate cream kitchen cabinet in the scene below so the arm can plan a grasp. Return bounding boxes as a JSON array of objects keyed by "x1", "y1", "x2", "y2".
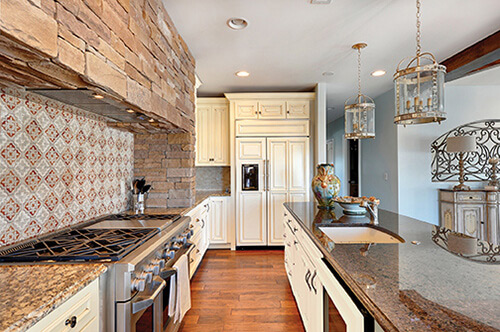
[
  {"x1": 231, "y1": 95, "x2": 313, "y2": 120},
  {"x1": 283, "y1": 209, "x2": 373, "y2": 332},
  {"x1": 196, "y1": 98, "x2": 229, "y2": 166},
  {"x1": 186, "y1": 199, "x2": 210, "y2": 278},
  {"x1": 209, "y1": 196, "x2": 230, "y2": 245},
  {"x1": 28, "y1": 279, "x2": 99, "y2": 332}
]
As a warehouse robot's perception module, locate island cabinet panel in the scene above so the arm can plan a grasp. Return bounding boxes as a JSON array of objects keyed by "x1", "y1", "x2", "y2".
[
  {"x1": 28, "y1": 279, "x2": 99, "y2": 332},
  {"x1": 283, "y1": 209, "x2": 373, "y2": 332}
]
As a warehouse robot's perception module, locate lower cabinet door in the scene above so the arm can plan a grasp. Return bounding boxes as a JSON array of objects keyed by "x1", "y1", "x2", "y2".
[
  {"x1": 209, "y1": 197, "x2": 228, "y2": 244},
  {"x1": 457, "y1": 204, "x2": 486, "y2": 240},
  {"x1": 237, "y1": 191, "x2": 267, "y2": 245}
]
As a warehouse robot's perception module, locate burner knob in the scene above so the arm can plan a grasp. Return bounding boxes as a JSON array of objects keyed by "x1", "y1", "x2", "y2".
[
  {"x1": 139, "y1": 271, "x2": 153, "y2": 283},
  {"x1": 183, "y1": 229, "x2": 193, "y2": 238},
  {"x1": 170, "y1": 242, "x2": 182, "y2": 250},
  {"x1": 145, "y1": 263, "x2": 160, "y2": 275},
  {"x1": 163, "y1": 249, "x2": 175, "y2": 260},
  {"x1": 176, "y1": 235, "x2": 187, "y2": 244},
  {"x1": 153, "y1": 258, "x2": 165, "y2": 270},
  {"x1": 131, "y1": 277, "x2": 146, "y2": 292}
]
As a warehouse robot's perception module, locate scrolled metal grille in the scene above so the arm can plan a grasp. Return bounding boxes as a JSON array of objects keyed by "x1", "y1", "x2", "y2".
[{"x1": 431, "y1": 119, "x2": 500, "y2": 182}]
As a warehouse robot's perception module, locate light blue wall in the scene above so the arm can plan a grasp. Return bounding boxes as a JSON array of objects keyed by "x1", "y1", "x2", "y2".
[
  {"x1": 327, "y1": 116, "x2": 348, "y2": 196},
  {"x1": 360, "y1": 90, "x2": 398, "y2": 213},
  {"x1": 397, "y1": 85, "x2": 500, "y2": 224}
]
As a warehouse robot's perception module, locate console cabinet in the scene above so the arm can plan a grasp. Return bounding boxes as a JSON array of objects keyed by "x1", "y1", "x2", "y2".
[{"x1": 439, "y1": 189, "x2": 499, "y2": 243}]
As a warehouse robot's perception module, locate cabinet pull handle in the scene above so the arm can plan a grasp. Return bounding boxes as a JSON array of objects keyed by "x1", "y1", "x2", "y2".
[
  {"x1": 305, "y1": 270, "x2": 312, "y2": 291},
  {"x1": 65, "y1": 316, "x2": 77, "y2": 328},
  {"x1": 283, "y1": 233, "x2": 286, "y2": 238},
  {"x1": 293, "y1": 227, "x2": 298, "y2": 233},
  {"x1": 201, "y1": 219, "x2": 205, "y2": 228},
  {"x1": 294, "y1": 240, "x2": 298, "y2": 245},
  {"x1": 196, "y1": 218, "x2": 200, "y2": 223},
  {"x1": 310, "y1": 270, "x2": 317, "y2": 294}
]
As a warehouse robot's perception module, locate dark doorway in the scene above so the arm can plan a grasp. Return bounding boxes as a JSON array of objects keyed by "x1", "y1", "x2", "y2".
[{"x1": 348, "y1": 140, "x2": 359, "y2": 197}]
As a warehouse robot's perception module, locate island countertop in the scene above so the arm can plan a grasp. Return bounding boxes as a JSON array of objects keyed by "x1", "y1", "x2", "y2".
[{"x1": 284, "y1": 201, "x2": 500, "y2": 332}]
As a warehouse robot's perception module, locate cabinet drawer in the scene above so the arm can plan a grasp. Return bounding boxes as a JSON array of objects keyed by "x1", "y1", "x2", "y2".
[
  {"x1": 29, "y1": 279, "x2": 99, "y2": 332},
  {"x1": 456, "y1": 192, "x2": 485, "y2": 202}
]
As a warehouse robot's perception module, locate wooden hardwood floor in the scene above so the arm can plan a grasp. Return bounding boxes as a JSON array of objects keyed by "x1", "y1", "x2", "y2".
[{"x1": 179, "y1": 249, "x2": 305, "y2": 332}]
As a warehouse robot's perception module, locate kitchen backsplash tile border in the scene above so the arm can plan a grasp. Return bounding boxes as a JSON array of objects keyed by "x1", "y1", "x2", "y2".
[{"x1": 0, "y1": 87, "x2": 134, "y2": 246}]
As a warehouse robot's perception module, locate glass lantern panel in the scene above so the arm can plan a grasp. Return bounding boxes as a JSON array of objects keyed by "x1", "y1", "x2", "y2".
[{"x1": 345, "y1": 104, "x2": 375, "y2": 139}]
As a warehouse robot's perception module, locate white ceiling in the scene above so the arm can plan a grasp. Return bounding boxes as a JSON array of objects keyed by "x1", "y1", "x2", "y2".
[{"x1": 163, "y1": 0, "x2": 500, "y2": 122}]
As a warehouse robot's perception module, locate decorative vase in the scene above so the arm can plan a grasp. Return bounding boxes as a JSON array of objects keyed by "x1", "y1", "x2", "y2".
[{"x1": 311, "y1": 164, "x2": 341, "y2": 209}]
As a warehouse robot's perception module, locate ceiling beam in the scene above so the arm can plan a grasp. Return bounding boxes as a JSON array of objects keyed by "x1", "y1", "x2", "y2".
[{"x1": 441, "y1": 30, "x2": 500, "y2": 82}]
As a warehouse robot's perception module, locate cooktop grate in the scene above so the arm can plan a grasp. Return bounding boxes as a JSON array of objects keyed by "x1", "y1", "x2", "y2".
[
  {"x1": 0, "y1": 228, "x2": 159, "y2": 262},
  {"x1": 108, "y1": 214, "x2": 182, "y2": 221}
]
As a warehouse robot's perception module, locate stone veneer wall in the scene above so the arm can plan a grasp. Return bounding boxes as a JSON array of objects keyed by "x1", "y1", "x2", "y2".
[
  {"x1": 0, "y1": 87, "x2": 134, "y2": 246},
  {"x1": 0, "y1": 0, "x2": 195, "y2": 133},
  {"x1": 134, "y1": 133, "x2": 195, "y2": 208}
]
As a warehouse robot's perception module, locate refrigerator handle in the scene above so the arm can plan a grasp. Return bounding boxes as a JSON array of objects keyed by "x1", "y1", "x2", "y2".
[{"x1": 266, "y1": 159, "x2": 270, "y2": 192}]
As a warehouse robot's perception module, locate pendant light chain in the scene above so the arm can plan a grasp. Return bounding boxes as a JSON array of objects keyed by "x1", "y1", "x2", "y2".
[
  {"x1": 416, "y1": 0, "x2": 421, "y2": 56},
  {"x1": 357, "y1": 47, "x2": 362, "y2": 97}
]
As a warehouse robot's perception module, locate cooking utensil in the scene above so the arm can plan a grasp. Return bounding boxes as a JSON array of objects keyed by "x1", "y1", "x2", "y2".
[{"x1": 141, "y1": 184, "x2": 151, "y2": 194}]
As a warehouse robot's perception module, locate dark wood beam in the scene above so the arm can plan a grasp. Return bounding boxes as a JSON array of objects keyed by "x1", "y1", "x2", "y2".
[{"x1": 441, "y1": 30, "x2": 500, "y2": 82}]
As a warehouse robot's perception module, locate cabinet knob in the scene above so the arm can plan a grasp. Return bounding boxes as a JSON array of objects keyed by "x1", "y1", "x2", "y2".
[{"x1": 65, "y1": 316, "x2": 77, "y2": 328}]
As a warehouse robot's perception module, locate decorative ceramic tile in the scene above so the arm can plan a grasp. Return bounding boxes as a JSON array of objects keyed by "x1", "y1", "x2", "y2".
[{"x1": 0, "y1": 88, "x2": 134, "y2": 246}]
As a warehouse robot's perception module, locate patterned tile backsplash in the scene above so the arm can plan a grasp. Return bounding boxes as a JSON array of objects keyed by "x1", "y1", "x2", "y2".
[{"x1": 0, "y1": 88, "x2": 134, "y2": 247}]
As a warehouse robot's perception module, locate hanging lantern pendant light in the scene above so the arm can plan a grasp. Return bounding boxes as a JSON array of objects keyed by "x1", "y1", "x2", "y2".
[
  {"x1": 394, "y1": 0, "x2": 446, "y2": 126},
  {"x1": 345, "y1": 43, "x2": 376, "y2": 140}
]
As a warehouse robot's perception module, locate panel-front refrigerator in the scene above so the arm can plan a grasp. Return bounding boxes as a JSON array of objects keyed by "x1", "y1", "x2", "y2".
[{"x1": 236, "y1": 137, "x2": 309, "y2": 246}]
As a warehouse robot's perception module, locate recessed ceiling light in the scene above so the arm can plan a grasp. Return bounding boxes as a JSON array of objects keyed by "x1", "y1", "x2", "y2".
[
  {"x1": 227, "y1": 18, "x2": 248, "y2": 30},
  {"x1": 322, "y1": 71, "x2": 334, "y2": 76},
  {"x1": 371, "y1": 70, "x2": 386, "y2": 77},
  {"x1": 93, "y1": 94, "x2": 104, "y2": 99},
  {"x1": 235, "y1": 71, "x2": 250, "y2": 77},
  {"x1": 126, "y1": 109, "x2": 134, "y2": 113}
]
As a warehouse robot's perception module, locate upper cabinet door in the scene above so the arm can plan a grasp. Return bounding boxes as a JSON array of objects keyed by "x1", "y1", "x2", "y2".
[
  {"x1": 259, "y1": 100, "x2": 286, "y2": 119},
  {"x1": 286, "y1": 100, "x2": 310, "y2": 119},
  {"x1": 235, "y1": 101, "x2": 258, "y2": 119},
  {"x1": 237, "y1": 137, "x2": 266, "y2": 160},
  {"x1": 212, "y1": 105, "x2": 229, "y2": 165},
  {"x1": 196, "y1": 105, "x2": 212, "y2": 165}
]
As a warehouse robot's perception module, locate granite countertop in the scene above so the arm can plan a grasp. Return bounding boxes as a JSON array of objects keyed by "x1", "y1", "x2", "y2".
[
  {"x1": 132, "y1": 189, "x2": 230, "y2": 215},
  {"x1": 284, "y1": 201, "x2": 500, "y2": 332},
  {"x1": 0, "y1": 264, "x2": 107, "y2": 332}
]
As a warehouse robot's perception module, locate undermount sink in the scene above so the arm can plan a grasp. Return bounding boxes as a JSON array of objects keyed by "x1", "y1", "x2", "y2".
[{"x1": 319, "y1": 226, "x2": 404, "y2": 244}]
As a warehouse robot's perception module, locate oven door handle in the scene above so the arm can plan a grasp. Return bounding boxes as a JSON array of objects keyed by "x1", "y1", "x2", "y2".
[{"x1": 132, "y1": 276, "x2": 166, "y2": 314}]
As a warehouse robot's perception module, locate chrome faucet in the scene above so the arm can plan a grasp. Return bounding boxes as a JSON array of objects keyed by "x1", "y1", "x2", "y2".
[{"x1": 359, "y1": 201, "x2": 379, "y2": 225}]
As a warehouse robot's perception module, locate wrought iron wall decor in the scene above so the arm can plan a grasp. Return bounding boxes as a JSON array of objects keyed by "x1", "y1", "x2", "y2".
[
  {"x1": 431, "y1": 119, "x2": 500, "y2": 182},
  {"x1": 432, "y1": 226, "x2": 500, "y2": 264}
]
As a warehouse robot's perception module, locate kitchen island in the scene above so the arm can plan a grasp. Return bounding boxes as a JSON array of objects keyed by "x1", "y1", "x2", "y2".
[{"x1": 284, "y1": 201, "x2": 500, "y2": 332}]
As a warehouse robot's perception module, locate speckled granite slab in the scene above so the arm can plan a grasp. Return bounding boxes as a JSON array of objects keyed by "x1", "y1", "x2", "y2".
[
  {"x1": 0, "y1": 264, "x2": 107, "y2": 332},
  {"x1": 284, "y1": 201, "x2": 500, "y2": 332}
]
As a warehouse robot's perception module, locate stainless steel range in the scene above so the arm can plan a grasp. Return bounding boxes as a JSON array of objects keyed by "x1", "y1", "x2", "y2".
[{"x1": 0, "y1": 213, "x2": 193, "y2": 332}]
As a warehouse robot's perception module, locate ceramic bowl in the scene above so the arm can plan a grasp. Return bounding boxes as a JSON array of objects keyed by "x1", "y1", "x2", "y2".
[{"x1": 337, "y1": 202, "x2": 367, "y2": 215}]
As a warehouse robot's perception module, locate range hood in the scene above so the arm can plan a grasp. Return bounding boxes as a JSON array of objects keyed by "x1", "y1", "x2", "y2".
[{"x1": 29, "y1": 88, "x2": 150, "y2": 123}]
